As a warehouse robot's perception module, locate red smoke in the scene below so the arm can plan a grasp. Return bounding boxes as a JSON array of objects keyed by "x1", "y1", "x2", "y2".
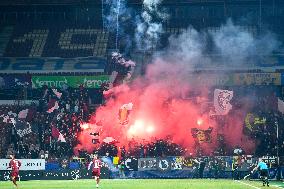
[{"x1": 75, "y1": 60, "x2": 255, "y2": 156}]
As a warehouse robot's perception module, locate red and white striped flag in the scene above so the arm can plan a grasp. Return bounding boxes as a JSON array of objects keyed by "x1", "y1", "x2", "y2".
[
  {"x1": 52, "y1": 126, "x2": 66, "y2": 143},
  {"x1": 47, "y1": 101, "x2": 59, "y2": 113}
]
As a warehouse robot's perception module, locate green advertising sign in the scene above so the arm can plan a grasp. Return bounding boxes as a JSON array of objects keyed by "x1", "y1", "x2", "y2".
[{"x1": 32, "y1": 75, "x2": 110, "y2": 88}]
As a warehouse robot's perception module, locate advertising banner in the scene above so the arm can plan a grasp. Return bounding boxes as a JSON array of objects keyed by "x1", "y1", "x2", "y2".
[
  {"x1": 0, "y1": 159, "x2": 45, "y2": 170},
  {"x1": 31, "y1": 75, "x2": 109, "y2": 88},
  {"x1": 170, "y1": 157, "x2": 184, "y2": 170},
  {"x1": 124, "y1": 158, "x2": 138, "y2": 171},
  {"x1": 182, "y1": 157, "x2": 196, "y2": 170},
  {"x1": 0, "y1": 75, "x2": 31, "y2": 89},
  {"x1": 189, "y1": 74, "x2": 234, "y2": 86},
  {"x1": 234, "y1": 73, "x2": 281, "y2": 85},
  {"x1": 0, "y1": 168, "x2": 110, "y2": 181},
  {"x1": 138, "y1": 158, "x2": 157, "y2": 171},
  {"x1": 187, "y1": 73, "x2": 282, "y2": 86},
  {"x1": 262, "y1": 156, "x2": 278, "y2": 165},
  {"x1": 157, "y1": 158, "x2": 172, "y2": 171},
  {"x1": 0, "y1": 57, "x2": 106, "y2": 73},
  {"x1": 0, "y1": 100, "x2": 38, "y2": 105},
  {"x1": 188, "y1": 73, "x2": 282, "y2": 86}
]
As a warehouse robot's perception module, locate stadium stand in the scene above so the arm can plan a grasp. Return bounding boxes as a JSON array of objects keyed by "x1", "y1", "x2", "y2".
[
  {"x1": 0, "y1": 26, "x2": 13, "y2": 56},
  {"x1": 3, "y1": 23, "x2": 109, "y2": 58},
  {"x1": 1, "y1": 0, "x2": 284, "y2": 183}
]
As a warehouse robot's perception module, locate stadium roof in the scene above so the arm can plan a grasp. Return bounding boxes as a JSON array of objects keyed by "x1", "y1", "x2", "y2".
[{"x1": 0, "y1": 0, "x2": 283, "y2": 6}]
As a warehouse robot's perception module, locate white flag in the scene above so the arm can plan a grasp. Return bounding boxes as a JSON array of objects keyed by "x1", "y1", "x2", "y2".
[
  {"x1": 18, "y1": 109, "x2": 29, "y2": 119},
  {"x1": 52, "y1": 89, "x2": 62, "y2": 99},
  {"x1": 278, "y1": 98, "x2": 284, "y2": 114},
  {"x1": 120, "y1": 102, "x2": 133, "y2": 110},
  {"x1": 3, "y1": 115, "x2": 10, "y2": 123},
  {"x1": 213, "y1": 89, "x2": 233, "y2": 115},
  {"x1": 58, "y1": 133, "x2": 66, "y2": 142},
  {"x1": 103, "y1": 137, "x2": 116, "y2": 144}
]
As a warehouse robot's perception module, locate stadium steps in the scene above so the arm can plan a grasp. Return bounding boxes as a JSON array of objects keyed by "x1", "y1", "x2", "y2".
[{"x1": 0, "y1": 26, "x2": 14, "y2": 56}]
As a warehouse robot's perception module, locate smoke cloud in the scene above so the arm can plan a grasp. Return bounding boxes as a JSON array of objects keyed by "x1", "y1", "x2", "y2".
[
  {"x1": 135, "y1": 0, "x2": 168, "y2": 51},
  {"x1": 102, "y1": 0, "x2": 135, "y2": 52},
  {"x1": 210, "y1": 19, "x2": 280, "y2": 65},
  {"x1": 75, "y1": 19, "x2": 280, "y2": 156}
]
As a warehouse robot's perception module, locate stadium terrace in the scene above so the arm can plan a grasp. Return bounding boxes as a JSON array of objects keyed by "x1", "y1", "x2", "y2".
[{"x1": 1, "y1": 0, "x2": 284, "y2": 189}]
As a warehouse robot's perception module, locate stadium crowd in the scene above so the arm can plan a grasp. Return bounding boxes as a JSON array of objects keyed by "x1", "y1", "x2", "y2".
[
  {"x1": 0, "y1": 84, "x2": 284, "y2": 163},
  {"x1": 0, "y1": 85, "x2": 89, "y2": 159},
  {"x1": 0, "y1": 82, "x2": 186, "y2": 161}
]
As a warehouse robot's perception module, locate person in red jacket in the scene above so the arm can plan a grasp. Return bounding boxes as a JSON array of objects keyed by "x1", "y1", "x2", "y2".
[
  {"x1": 7, "y1": 154, "x2": 21, "y2": 189},
  {"x1": 88, "y1": 154, "x2": 102, "y2": 188}
]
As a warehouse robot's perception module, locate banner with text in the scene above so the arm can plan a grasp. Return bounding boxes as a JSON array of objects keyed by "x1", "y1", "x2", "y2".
[
  {"x1": 0, "y1": 159, "x2": 45, "y2": 170},
  {"x1": 0, "y1": 57, "x2": 106, "y2": 73},
  {"x1": 138, "y1": 158, "x2": 157, "y2": 171},
  {"x1": 188, "y1": 73, "x2": 281, "y2": 86},
  {"x1": 189, "y1": 74, "x2": 234, "y2": 86},
  {"x1": 234, "y1": 73, "x2": 281, "y2": 85},
  {"x1": 32, "y1": 75, "x2": 110, "y2": 88}
]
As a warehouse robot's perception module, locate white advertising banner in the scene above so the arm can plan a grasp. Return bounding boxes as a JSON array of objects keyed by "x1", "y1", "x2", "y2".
[{"x1": 0, "y1": 159, "x2": 45, "y2": 170}]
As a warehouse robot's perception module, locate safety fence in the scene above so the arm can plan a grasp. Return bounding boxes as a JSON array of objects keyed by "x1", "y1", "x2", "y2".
[{"x1": 0, "y1": 157, "x2": 282, "y2": 180}]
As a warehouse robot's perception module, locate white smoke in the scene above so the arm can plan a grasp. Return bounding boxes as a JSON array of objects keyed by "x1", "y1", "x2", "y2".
[
  {"x1": 102, "y1": 1, "x2": 280, "y2": 68},
  {"x1": 210, "y1": 20, "x2": 280, "y2": 65},
  {"x1": 102, "y1": 0, "x2": 169, "y2": 52},
  {"x1": 135, "y1": 0, "x2": 168, "y2": 51},
  {"x1": 103, "y1": 0, "x2": 134, "y2": 52},
  {"x1": 160, "y1": 19, "x2": 280, "y2": 70},
  {"x1": 103, "y1": 0, "x2": 123, "y2": 32}
]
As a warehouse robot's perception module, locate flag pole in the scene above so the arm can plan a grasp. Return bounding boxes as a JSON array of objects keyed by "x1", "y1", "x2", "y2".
[
  {"x1": 274, "y1": 115, "x2": 281, "y2": 180},
  {"x1": 275, "y1": 116, "x2": 279, "y2": 165}
]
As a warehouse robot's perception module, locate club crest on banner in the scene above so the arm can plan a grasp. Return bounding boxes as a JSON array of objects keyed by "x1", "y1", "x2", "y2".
[
  {"x1": 157, "y1": 159, "x2": 170, "y2": 171},
  {"x1": 244, "y1": 113, "x2": 266, "y2": 131},
  {"x1": 213, "y1": 89, "x2": 233, "y2": 115},
  {"x1": 218, "y1": 91, "x2": 231, "y2": 110}
]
